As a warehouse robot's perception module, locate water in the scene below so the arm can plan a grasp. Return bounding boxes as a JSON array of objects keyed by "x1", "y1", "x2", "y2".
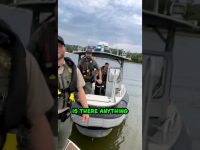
[{"x1": 67, "y1": 53, "x2": 142, "y2": 150}]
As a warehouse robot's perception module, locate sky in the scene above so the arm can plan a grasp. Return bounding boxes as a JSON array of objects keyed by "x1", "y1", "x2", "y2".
[{"x1": 58, "y1": 0, "x2": 142, "y2": 53}]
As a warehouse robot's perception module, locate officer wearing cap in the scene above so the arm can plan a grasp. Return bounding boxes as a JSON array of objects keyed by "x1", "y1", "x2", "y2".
[
  {"x1": 58, "y1": 35, "x2": 89, "y2": 150},
  {"x1": 58, "y1": 35, "x2": 64, "y2": 45},
  {"x1": 78, "y1": 48, "x2": 102, "y2": 94}
]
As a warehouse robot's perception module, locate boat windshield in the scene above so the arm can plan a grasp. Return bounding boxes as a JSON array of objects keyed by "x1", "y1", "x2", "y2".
[{"x1": 108, "y1": 68, "x2": 121, "y2": 82}]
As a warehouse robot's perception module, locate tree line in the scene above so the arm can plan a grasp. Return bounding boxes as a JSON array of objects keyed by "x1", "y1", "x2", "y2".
[{"x1": 65, "y1": 45, "x2": 142, "y2": 64}]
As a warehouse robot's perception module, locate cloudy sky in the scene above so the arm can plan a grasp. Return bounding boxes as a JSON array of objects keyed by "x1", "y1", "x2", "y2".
[{"x1": 58, "y1": 0, "x2": 142, "y2": 53}]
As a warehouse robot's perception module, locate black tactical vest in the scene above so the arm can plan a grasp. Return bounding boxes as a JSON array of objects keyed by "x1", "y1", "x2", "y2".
[
  {"x1": 79, "y1": 57, "x2": 95, "y2": 82},
  {"x1": 58, "y1": 57, "x2": 77, "y2": 110},
  {"x1": 101, "y1": 66, "x2": 108, "y2": 82},
  {"x1": 0, "y1": 19, "x2": 29, "y2": 148}
]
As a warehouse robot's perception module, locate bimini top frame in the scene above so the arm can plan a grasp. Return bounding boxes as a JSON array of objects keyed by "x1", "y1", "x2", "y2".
[
  {"x1": 143, "y1": 10, "x2": 200, "y2": 54},
  {"x1": 73, "y1": 51, "x2": 129, "y2": 68},
  {"x1": 11, "y1": 0, "x2": 56, "y2": 34},
  {"x1": 143, "y1": 9, "x2": 200, "y2": 150}
]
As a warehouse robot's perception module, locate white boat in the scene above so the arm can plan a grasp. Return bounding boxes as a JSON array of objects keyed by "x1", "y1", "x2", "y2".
[
  {"x1": 63, "y1": 139, "x2": 80, "y2": 150},
  {"x1": 71, "y1": 51, "x2": 129, "y2": 138}
]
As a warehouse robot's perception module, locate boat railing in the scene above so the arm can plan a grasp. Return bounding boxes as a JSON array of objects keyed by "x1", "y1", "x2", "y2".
[
  {"x1": 111, "y1": 69, "x2": 117, "y2": 103},
  {"x1": 105, "y1": 67, "x2": 122, "y2": 102}
]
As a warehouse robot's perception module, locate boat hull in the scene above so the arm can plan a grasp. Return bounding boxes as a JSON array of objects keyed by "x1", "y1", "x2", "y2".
[
  {"x1": 71, "y1": 92, "x2": 129, "y2": 137},
  {"x1": 76, "y1": 124, "x2": 112, "y2": 138}
]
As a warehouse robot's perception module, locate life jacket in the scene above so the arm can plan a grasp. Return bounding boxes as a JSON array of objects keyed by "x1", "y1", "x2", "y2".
[
  {"x1": 101, "y1": 66, "x2": 108, "y2": 82},
  {"x1": 58, "y1": 57, "x2": 77, "y2": 122},
  {"x1": 0, "y1": 19, "x2": 30, "y2": 148},
  {"x1": 79, "y1": 57, "x2": 96, "y2": 82}
]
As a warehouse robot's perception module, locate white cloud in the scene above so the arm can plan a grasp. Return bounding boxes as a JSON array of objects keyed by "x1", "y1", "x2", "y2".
[
  {"x1": 58, "y1": 7, "x2": 64, "y2": 15},
  {"x1": 58, "y1": 28, "x2": 90, "y2": 46},
  {"x1": 133, "y1": 14, "x2": 142, "y2": 25},
  {"x1": 98, "y1": 41, "x2": 109, "y2": 45},
  {"x1": 61, "y1": 0, "x2": 109, "y2": 14},
  {"x1": 58, "y1": 0, "x2": 142, "y2": 52},
  {"x1": 111, "y1": 43, "x2": 142, "y2": 53},
  {"x1": 58, "y1": 28, "x2": 78, "y2": 42},
  {"x1": 58, "y1": 10, "x2": 73, "y2": 24},
  {"x1": 114, "y1": 0, "x2": 141, "y2": 8}
]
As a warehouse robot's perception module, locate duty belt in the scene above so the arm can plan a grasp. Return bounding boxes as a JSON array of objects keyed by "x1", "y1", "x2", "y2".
[{"x1": 58, "y1": 107, "x2": 71, "y2": 122}]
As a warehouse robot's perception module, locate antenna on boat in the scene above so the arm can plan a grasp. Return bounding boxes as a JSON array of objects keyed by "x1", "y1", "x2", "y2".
[{"x1": 87, "y1": 38, "x2": 90, "y2": 46}]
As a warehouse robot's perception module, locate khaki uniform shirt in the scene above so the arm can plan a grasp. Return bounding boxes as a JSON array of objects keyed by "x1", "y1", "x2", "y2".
[
  {"x1": 77, "y1": 68, "x2": 85, "y2": 89},
  {"x1": 58, "y1": 61, "x2": 85, "y2": 90}
]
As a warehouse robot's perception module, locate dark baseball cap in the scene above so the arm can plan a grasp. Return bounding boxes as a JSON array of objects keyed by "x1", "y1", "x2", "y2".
[
  {"x1": 86, "y1": 49, "x2": 92, "y2": 53},
  {"x1": 58, "y1": 35, "x2": 65, "y2": 45}
]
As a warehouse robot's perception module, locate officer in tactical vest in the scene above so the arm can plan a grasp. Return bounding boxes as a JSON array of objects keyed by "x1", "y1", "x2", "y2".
[
  {"x1": 58, "y1": 35, "x2": 89, "y2": 150},
  {"x1": 101, "y1": 62, "x2": 109, "y2": 84},
  {"x1": 78, "y1": 49, "x2": 102, "y2": 94},
  {"x1": 0, "y1": 19, "x2": 55, "y2": 150}
]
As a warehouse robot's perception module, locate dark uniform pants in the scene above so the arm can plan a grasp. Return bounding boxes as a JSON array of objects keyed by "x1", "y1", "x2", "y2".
[
  {"x1": 58, "y1": 117, "x2": 73, "y2": 150},
  {"x1": 84, "y1": 82, "x2": 92, "y2": 94}
]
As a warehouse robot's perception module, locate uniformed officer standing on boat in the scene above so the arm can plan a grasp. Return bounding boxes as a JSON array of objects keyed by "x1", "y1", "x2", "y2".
[
  {"x1": 78, "y1": 49, "x2": 102, "y2": 94},
  {"x1": 58, "y1": 35, "x2": 89, "y2": 150}
]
